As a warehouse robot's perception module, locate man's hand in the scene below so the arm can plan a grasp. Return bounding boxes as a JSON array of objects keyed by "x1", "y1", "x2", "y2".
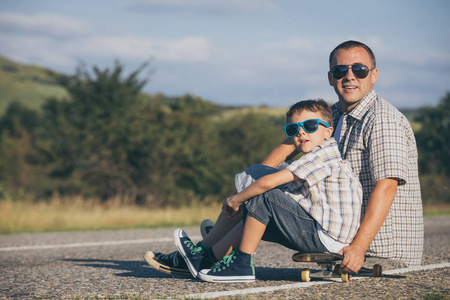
[
  {"x1": 337, "y1": 244, "x2": 366, "y2": 274},
  {"x1": 222, "y1": 196, "x2": 241, "y2": 218},
  {"x1": 338, "y1": 178, "x2": 397, "y2": 274}
]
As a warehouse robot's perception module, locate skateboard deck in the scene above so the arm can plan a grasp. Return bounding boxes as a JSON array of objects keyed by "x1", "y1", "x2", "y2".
[{"x1": 292, "y1": 252, "x2": 382, "y2": 282}]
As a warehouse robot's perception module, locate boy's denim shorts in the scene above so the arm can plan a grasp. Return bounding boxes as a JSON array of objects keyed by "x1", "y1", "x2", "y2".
[{"x1": 235, "y1": 164, "x2": 326, "y2": 253}]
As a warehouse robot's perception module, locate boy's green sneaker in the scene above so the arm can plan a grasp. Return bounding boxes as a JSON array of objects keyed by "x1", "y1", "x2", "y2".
[
  {"x1": 143, "y1": 250, "x2": 191, "y2": 277},
  {"x1": 198, "y1": 249, "x2": 255, "y2": 283},
  {"x1": 174, "y1": 228, "x2": 215, "y2": 278},
  {"x1": 200, "y1": 219, "x2": 214, "y2": 238}
]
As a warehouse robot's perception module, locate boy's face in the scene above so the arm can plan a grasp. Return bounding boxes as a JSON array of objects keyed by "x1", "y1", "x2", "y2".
[{"x1": 288, "y1": 110, "x2": 333, "y2": 153}]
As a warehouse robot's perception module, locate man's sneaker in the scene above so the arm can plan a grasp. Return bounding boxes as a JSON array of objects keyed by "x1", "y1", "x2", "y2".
[
  {"x1": 198, "y1": 249, "x2": 255, "y2": 283},
  {"x1": 200, "y1": 219, "x2": 214, "y2": 238},
  {"x1": 174, "y1": 228, "x2": 215, "y2": 278},
  {"x1": 143, "y1": 250, "x2": 191, "y2": 277}
]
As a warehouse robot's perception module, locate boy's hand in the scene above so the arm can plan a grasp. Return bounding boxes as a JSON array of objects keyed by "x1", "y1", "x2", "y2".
[{"x1": 222, "y1": 196, "x2": 241, "y2": 218}]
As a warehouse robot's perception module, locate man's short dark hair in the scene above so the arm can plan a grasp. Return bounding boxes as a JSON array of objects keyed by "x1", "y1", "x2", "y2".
[{"x1": 329, "y1": 40, "x2": 376, "y2": 69}]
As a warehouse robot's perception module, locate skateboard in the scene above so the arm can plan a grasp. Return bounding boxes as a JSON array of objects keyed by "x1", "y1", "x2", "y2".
[{"x1": 292, "y1": 252, "x2": 382, "y2": 282}]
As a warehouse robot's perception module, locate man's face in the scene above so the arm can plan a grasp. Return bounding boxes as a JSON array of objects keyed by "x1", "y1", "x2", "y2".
[{"x1": 328, "y1": 46, "x2": 378, "y2": 113}]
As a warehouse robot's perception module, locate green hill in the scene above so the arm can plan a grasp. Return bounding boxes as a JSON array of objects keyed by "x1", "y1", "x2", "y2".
[{"x1": 0, "y1": 55, "x2": 69, "y2": 113}]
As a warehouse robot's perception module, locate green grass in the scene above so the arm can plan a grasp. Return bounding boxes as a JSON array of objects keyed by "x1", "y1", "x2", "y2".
[
  {"x1": 0, "y1": 198, "x2": 448, "y2": 235},
  {"x1": 423, "y1": 205, "x2": 450, "y2": 217},
  {"x1": 421, "y1": 291, "x2": 450, "y2": 300},
  {"x1": 0, "y1": 198, "x2": 222, "y2": 234},
  {"x1": 0, "y1": 54, "x2": 69, "y2": 113}
]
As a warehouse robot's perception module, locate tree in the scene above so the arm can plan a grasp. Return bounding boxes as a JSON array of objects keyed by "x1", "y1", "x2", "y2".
[
  {"x1": 36, "y1": 61, "x2": 152, "y2": 201},
  {"x1": 414, "y1": 92, "x2": 450, "y2": 204},
  {"x1": 0, "y1": 102, "x2": 41, "y2": 193},
  {"x1": 414, "y1": 92, "x2": 450, "y2": 176}
]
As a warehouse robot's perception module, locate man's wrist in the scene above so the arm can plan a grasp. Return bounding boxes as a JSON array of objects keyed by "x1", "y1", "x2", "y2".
[{"x1": 350, "y1": 241, "x2": 367, "y2": 254}]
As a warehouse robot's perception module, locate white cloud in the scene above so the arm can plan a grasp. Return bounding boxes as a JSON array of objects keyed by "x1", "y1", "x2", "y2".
[
  {"x1": 127, "y1": 0, "x2": 278, "y2": 13},
  {"x1": 0, "y1": 12, "x2": 88, "y2": 38},
  {"x1": 260, "y1": 37, "x2": 316, "y2": 53},
  {"x1": 0, "y1": 32, "x2": 212, "y2": 70},
  {"x1": 0, "y1": 35, "x2": 75, "y2": 67},
  {"x1": 76, "y1": 36, "x2": 212, "y2": 63},
  {"x1": 0, "y1": 12, "x2": 213, "y2": 65}
]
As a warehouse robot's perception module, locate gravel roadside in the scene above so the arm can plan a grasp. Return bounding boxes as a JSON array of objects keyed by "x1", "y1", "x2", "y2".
[{"x1": 0, "y1": 216, "x2": 449, "y2": 299}]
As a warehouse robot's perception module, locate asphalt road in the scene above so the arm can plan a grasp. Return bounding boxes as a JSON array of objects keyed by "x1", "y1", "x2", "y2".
[{"x1": 1, "y1": 217, "x2": 449, "y2": 299}]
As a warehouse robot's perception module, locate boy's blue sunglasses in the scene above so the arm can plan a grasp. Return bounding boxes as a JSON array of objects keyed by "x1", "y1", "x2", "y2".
[{"x1": 283, "y1": 119, "x2": 330, "y2": 137}]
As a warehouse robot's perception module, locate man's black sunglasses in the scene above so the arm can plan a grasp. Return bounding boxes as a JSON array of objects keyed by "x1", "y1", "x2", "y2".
[{"x1": 331, "y1": 64, "x2": 375, "y2": 80}]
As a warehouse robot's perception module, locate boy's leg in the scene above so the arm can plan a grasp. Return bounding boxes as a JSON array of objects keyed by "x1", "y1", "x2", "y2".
[
  {"x1": 239, "y1": 213, "x2": 266, "y2": 255},
  {"x1": 174, "y1": 217, "x2": 245, "y2": 278},
  {"x1": 196, "y1": 213, "x2": 265, "y2": 283},
  {"x1": 202, "y1": 209, "x2": 243, "y2": 247},
  {"x1": 147, "y1": 164, "x2": 285, "y2": 277},
  {"x1": 201, "y1": 164, "x2": 282, "y2": 247},
  {"x1": 210, "y1": 219, "x2": 243, "y2": 259},
  {"x1": 174, "y1": 229, "x2": 217, "y2": 278},
  {"x1": 245, "y1": 189, "x2": 327, "y2": 253}
]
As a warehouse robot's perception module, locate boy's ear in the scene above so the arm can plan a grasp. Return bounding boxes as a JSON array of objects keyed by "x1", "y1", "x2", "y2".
[{"x1": 325, "y1": 126, "x2": 333, "y2": 139}]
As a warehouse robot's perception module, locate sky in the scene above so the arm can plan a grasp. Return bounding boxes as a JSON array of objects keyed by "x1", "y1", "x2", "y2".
[{"x1": 1, "y1": 0, "x2": 449, "y2": 109}]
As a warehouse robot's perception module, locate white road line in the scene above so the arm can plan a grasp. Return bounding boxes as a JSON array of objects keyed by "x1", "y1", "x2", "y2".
[
  {"x1": 0, "y1": 235, "x2": 202, "y2": 251},
  {"x1": 184, "y1": 262, "x2": 450, "y2": 299}
]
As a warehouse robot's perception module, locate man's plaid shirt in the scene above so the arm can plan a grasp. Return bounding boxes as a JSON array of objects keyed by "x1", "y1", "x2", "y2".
[
  {"x1": 285, "y1": 138, "x2": 363, "y2": 244},
  {"x1": 331, "y1": 89, "x2": 423, "y2": 266}
]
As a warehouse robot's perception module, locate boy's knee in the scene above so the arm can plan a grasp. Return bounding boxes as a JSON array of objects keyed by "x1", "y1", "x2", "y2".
[{"x1": 235, "y1": 164, "x2": 279, "y2": 193}]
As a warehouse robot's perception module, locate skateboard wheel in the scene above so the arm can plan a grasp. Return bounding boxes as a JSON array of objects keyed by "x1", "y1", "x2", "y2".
[
  {"x1": 341, "y1": 273, "x2": 350, "y2": 282},
  {"x1": 301, "y1": 269, "x2": 311, "y2": 282},
  {"x1": 334, "y1": 264, "x2": 341, "y2": 274},
  {"x1": 373, "y1": 264, "x2": 382, "y2": 277}
]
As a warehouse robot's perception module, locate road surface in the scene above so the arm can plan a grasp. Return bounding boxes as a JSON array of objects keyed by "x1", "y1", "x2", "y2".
[{"x1": 1, "y1": 217, "x2": 449, "y2": 299}]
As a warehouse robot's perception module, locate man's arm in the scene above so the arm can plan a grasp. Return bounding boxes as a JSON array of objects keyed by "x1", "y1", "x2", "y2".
[
  {"x1": 261, "y1": 138, "x2": 299, "y2": 168},
  {"x1": 338, "y1": 178, "x2": 398, "y2": 273}
]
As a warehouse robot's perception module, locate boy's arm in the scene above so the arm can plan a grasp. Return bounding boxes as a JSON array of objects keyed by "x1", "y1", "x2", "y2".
[
  {"x1": 224, "y1": 168, "x2": 296, "y2": 218},
  {"x1": 262, "y1": 138, "x2": 299, "y2": 168}
]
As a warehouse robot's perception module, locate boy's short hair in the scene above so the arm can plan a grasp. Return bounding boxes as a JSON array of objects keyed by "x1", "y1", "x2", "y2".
[{"x1": 286, "y1": 99, "x2": 333, "y2": 127}]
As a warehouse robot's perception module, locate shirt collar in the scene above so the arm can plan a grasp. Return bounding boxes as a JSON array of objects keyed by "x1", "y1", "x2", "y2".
[
  {"x1": 331, "y1": 89, "x2": 377, "y2": 123},
  {"x1": 347, "y1": 89, "x2": 377, "y2": 120},
  {"x1": 316, "y1": 137, "x2": 336, "y2": 150}
]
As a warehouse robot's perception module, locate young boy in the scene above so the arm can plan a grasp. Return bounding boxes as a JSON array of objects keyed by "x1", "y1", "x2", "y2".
[{"x1": 174, "y1": 99, "x2": 362, "y2": 282}]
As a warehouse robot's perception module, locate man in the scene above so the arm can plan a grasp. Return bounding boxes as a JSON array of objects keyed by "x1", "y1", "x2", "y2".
[
  {"x1": 145, "y1": 40, "x2": 424, "y2": 276},
  {"x1": 327, "y1": 40, "x2": 423, "y2": 272},
  {"x1": 263, "y1": 40, "x2": 423, "y2": 272}
]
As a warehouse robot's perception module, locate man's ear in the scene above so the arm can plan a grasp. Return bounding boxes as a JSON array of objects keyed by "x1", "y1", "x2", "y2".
[
  {"x1": 328, "y1": 71, "x2": 334, "y2": 86},
  {"x1": 371, "y1": 68, "x2": 378, "y2": 85}
]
